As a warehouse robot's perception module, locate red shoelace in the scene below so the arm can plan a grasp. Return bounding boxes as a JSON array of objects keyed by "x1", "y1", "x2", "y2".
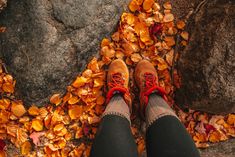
[{"x1": 108, "y1": 73, "x2": 125, "y2": 88}]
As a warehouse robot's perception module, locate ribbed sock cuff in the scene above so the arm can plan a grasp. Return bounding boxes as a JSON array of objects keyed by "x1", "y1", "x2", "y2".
[
  {"x1": 102, "y1": 94, "x2": 131, "y2": 124},
  {"x1": 145, "y1": 94, "x2": 178, "y2": 129}
]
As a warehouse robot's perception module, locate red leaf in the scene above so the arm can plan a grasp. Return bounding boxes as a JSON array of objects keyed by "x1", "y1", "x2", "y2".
[
  {"x1": 150, "y1": 23, "x2": 163, "y2": 37},
  {"x1": 0, "y1": 140, "x2": 6, "y2": 150},
  {"x1": 204, "y1": 124, "x2": 216, "y2": 134}
]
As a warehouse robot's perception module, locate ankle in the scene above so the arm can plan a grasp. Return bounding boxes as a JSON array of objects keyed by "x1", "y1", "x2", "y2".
[{"x1": 145, "y1": 93, "x2": 178, "y2": 128}]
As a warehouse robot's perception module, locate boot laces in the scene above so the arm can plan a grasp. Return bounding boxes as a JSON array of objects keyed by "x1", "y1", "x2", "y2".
[
  {"x1": 108, "y1": 73, "x2": 125, "y2": 88},
  {"x1": 144, "y1": 72, "x2": 156, "y2": 89}
]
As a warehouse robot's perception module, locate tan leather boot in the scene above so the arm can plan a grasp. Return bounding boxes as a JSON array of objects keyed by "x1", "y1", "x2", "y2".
[
  {"x1": 106, "y1": 59, "x2": 132, "y2": 111},
  {"x1": 135, "y1": 60, "x2": 167, "y2": 119}
]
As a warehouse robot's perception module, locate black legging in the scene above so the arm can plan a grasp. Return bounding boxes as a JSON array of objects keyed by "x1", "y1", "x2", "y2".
[{"x1": 90, "y1": 115, "x2": 200, "y2": 157}]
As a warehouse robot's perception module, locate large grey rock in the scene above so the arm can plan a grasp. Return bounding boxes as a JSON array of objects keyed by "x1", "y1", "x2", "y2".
[
  {"x1": 200, "y1": 139, "x2": 235, "y2": 157},
  {"x1": 0, "y1": 0, "x2": 7, "y2": 12},
  {"x1": 176, "y1": 0, "x2": 235, "y2": 114},
  {"x1": 0, "y1": 0, "x2": 130, "y2": 106}
]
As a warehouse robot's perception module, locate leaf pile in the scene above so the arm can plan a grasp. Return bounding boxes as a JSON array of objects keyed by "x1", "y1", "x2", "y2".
[{"x1": 0, "y1": 0, "x2": 234, "y2": 156}]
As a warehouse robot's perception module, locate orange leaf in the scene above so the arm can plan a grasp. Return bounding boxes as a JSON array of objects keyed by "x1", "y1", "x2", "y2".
[
  {"x1": 96, "y1": 96, "x2": 105, "y2": 105},
  {"x1": 50, "y1": 94, "x2": 62, "y2": 106},
  {"x1": 21, "y1": 141, "x2": 31, "y2": 155},
  {"x1": 68, "y1": 96, "x2": 80, "y2": 105},
  {"x1": 227, "y1": 114, "x2": 235, "y2": 125},
  {"x1": 177, "y1": 20, "x2": 186, "y2": 30},
  {"x1": 143, "y1": 0, "x2": 154, "y2": 11},
  {"x1": 72, "y1": 76, "x2": 88, "y2": 88},
  {"x1": 0, "y1": 98, "x2": 10, "y2": 110},
  {"x1": 87, "y1": 58, "x2": 100, "y2": 72},
  {"x1": 129, "y1": 0, "x2": 140, "y2": 12},
  {"x1": 68, "y1": 105, "x2": 83, "y2": 120},
  {"x1": 11, "y1": 101, "x2": 26, "y2": 117},
  {"x1": 32, "y1": 119, "x2": 44, "y2": 131},
  {"x1": 0, "y1": 150, "x2": 6, "y2": 157},
  {"x1": 101, "y1": 38, "x2": 110, "y2": 48},
  {"x1": 28, "y1": 105, "x2": 40, "y2": 116},
  {"x1": 181, "y1": 31, "x2": 189, "y2": 40},
  {"x1": 163, "y1": 2, "x2": 172, "y2": 10},
  {"x1": 2, "y1": 82, "x2": 14, "y2": 93},
  {"x1": 130, "y1": 53, "x2": 142, "y2": 63},
  {"x1": 209, "y1": 131, "x2": 221, "y2": 143}
]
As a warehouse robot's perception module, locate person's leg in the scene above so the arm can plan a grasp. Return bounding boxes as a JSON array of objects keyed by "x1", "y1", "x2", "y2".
[
  {"x1": 145, "y1": 94, "x2": 200, "y2": 157},
  {"x1": 91, "y1": 59, "x2": 138, "y2": 157},
  {"x1": 134, "y1": 60, "x2": 200, "y2": 157},
  {"x1": 90, "y1": 94, "x2": 138, "y2": 157}
]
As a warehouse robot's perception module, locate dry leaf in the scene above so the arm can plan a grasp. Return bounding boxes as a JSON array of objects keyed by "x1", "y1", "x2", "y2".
[
  {"x1": 21, "y1": 141, "x2": 31, "y2": 155},
  {"x1": 131, "y1": 53, "x2": 142, "y2": 63},
  {"x1": 32, "y1": 119, "x2": 44, "y2": 131},
  {"x1": 181, "y1": 31, "x2": 189, "y2": 40},
  {"x1": 72, "y1": 76, "x2": 88, "y2": 88},
  {"x1": 163, "y1": 2, "x2": 172, "y2": 10},
  {"x1": 129, "y1": 0, "x2": 140, "y2": 12},
  {"x1": 11, "y1": 101, "x2": 26, "y2": 117},
  {"x1": 28, "y1": 105, "x2": 40, "y2": 116},
  {"x1": 68, "y1": 105, "x2": 83, "y2": 120},
  {"x1": 177, "y1": 20, "x2": 186, "y2": 30},
  {"x1": 101, "y1": 38, "x2": 110, "y2": 48},
  {"x1": 163, "y1": 13, "x2": 174, "y2": 23},
  {"x1": 143, "y1": 0, "x2": 154, "y2": 11},
  {"x1": 50, "y1": 94, "x2": 62, "y2": 106}
]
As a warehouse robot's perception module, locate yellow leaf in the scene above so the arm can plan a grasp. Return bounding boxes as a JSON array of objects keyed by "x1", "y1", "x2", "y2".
[
  {"x1": 181, "y1": 31, "x2": 189, "y2": 40},
  {"x1": 72, "y1": 76, "x2": 88, "y2": 88},
  {"x1": 21, "y1": 141, "x2": 31, "y2": 155},
  {"x1": 32, "y1": 119, "x2": 44, "y2": 131}
]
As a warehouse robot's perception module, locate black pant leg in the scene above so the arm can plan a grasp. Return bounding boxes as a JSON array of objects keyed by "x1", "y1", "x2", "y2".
[
  {"x1": 90, "y1": 115, "x2": 138, "y2": 157},
  {"x1": 146, "y1": 115, "x2": 200, "y2": 157}
]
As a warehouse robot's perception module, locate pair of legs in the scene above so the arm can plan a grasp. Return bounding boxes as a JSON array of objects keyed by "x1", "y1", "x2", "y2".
[{"x1": 90, "y1": 60, "x2": 200, "y2": 157}]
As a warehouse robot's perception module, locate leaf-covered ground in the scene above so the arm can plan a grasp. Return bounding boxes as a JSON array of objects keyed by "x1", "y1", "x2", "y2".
[{"x1": 0, "y1": 0, "x2": 234, "y2": 156}]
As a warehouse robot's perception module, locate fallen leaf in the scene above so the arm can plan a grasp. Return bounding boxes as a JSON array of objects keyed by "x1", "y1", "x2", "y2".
[
  {"x1": 32, "y1": 119, "x2": 44, "y2": 131},
  {"x1": 163, "y1": 13, "x2": 174, "y2": 23},
  {"x1": 11, "y1": 101, "x2": 26, "y2": 117},
  {"x1": 177, "y1": 20, "x2": 186, "y2": 30},
  {"x1": 21, "y1": 141, "x2": 31, "y2": 155},
  {"x1": 28, "y1": 105, "x2": 40, "y2": 116},
  {"x1": 50, "y1": 94, "x2": 62, "y2": 106},
  {"x1": 29, "y1": 132, "x2": 45, "y2": 146},
  {"x1": 68, "y1": 105, "x2": 83, "y2": 120},
  {"x1": 163, "y1": 2, "x2": 172, "y2": 10},
  {"x1": 143, "y1": 0, "x2": 154, "y2": 11},
  {"x1": 181, "y1": 31, "x2": 189, "y2": 40}
]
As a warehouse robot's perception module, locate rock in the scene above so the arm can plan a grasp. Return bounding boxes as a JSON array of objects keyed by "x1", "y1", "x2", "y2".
[
  {"x1": 176, "y1": 0, "x2": 235, "y2": 114},
  {"x1": 0, "y1": 0, "x2": 130, "y2": 107},
  {"x1": 199, "y1": 139, "x2": 235, "y2": 157},
  {"x1": 0, "y1": 0, "x2": 7, "y2": 12}
]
